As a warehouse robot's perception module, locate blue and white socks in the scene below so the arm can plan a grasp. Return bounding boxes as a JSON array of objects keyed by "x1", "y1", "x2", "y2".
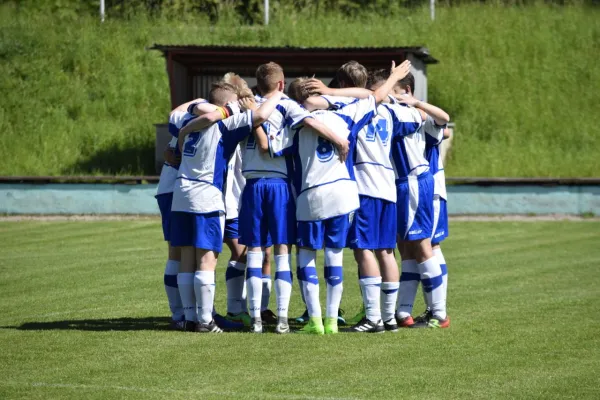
[
  {"x1": 246, "y1": 251, "x2": 263, "y2": 319},
  {"x1": 397, "y1": 259, "x2": 419, "y2": 319},
  {"x1": 434, "y1": 247, "x2": 448, "y2": 310},
  {"x1": 261, "y1": 274, "x2": 272, "y2": 312},
  {"x1": 418, "y1": 257, "x2": 446, "y2": 320},
  {"x1": 164, "y1": 260, "x2": 183, "y2": 321},
  {"x1": 298, "y1": 248, "x2": 321, "y2": 317},
  {"x1": 177, "y1": 272, "x2": 196, "y2": 322},
  {"x1": 194, "y1": 270, "x2": 215, "y2": 324},
  {"x1": 274, "y1": 254, "x2": 292, "y2": 320},
  {"x1": 225, "y1": 260, "x2": 246, "y2": 315},
  {"x1": 380, "y1": 281, "x2": 399, "y2": 322},
  {"x1": 359, "y1": 276, "x2": 382, "y2": 322},
  {"x1": 324, "y1": 248, "x2": 344, "y2": 319}
]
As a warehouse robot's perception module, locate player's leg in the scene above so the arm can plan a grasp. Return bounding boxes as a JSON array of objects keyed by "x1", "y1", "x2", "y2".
[
  {"x1": 170, "y1": 211, "x2": 198, "y2": 331},
  {"x1": 157, "y1": 193, "x2": 184, "y2": 329},
  {"x1": 261, "y1": 246, "x2": 277, "y2": 324},
  {"x1": 293, "y1": 244, "x2": 310, "y2": 323},
  {"x1": 239, "y1": 179, "x2": 267, "y2": 333},
  {"x1": 224, "y1": 218, "x2": 250, "y2": 325},
  {"x1": 377, "y1": 199, "x2": 400, "y2": 331},
  {"x1": 296, "y1": 220, "x2": 324, "y2": 335},
  {"x1": 267, "y1": 179, "x2": 295, "y2": 334}
]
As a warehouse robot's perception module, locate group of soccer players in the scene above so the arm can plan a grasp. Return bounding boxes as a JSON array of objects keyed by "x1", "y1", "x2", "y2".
[{"x1": 155, "y1": 59, "x2": 451, "y2": 334}]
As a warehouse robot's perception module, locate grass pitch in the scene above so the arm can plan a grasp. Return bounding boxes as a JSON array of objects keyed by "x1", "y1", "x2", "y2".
[{"x1": 0, "y1": 220, "x2": 599, "y2": 399}]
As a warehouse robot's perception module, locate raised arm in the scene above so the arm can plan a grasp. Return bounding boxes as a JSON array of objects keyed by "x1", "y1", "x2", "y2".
[
  {"x1": 372, "y1": 60, "x2": 412, "y2": 104},
  {"x1": 396, "y1": 95, "x2": 450, "y2": 126}
]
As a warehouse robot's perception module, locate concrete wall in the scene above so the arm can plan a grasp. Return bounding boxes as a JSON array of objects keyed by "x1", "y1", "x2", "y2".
[{"x1": 1, "y1": 184, "x2": 599, "y2": 215}]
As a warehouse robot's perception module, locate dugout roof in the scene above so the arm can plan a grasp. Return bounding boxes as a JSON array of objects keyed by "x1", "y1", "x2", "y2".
[{"x1": 150, "y1": 44, "x2": 438, "y2": 108}]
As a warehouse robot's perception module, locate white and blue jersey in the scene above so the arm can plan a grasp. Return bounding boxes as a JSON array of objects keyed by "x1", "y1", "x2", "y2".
[
  {"x1": 224, "y1": 145, "x2": 245, "y2": 220},
  {"x1": 274, "y1": 96, "x2": 377, "y2": 222},
  {"x1": 240, "y1": 95, "x2": 311, "y2": 180},
  {"x1": 171, "y1": 110, "x2": 254, "y2": 215},
  {"x1": 426, "y1": 130, "x2": 449, "y2": 243}
]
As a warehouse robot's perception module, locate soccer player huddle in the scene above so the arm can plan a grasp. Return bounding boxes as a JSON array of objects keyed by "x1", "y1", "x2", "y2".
[{"x1": 155, "y1": 59, "x2": 451, "y2": 334}]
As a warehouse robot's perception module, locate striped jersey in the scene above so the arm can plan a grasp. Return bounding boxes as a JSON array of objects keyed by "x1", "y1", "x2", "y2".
[
  {"x1": 425, "y1": 129, "x2": 447, "y2": 200},
  {"x1": 240, "y1": 95, "x2": 311, "y2": 180},
  {"x1": 272, "y1": 96, "x2": 377, "y2": 221},
  {"x1": 171, "y1": 110, "x2": 254, "y2": 214},
  {"x1": 224, "y1": 145, "x2": 245, "y2": 219}
]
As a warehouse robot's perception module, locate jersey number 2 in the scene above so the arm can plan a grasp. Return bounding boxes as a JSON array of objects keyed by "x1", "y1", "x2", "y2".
[{"x1": 183, "y1": 132, "x2": 200, "y2": 157}]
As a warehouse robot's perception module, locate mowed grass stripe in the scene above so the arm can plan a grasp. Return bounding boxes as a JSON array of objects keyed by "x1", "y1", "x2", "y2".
[{"x1": 0, "y1": 221, "x2": 599, "y2": 399}]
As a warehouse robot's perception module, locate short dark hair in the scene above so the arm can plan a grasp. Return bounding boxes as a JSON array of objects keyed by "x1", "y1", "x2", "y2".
[
  {"x1": 255, "y1": 62, "x2": 284, "y2": 95},
  {"x1": 397, "y1": 72, "x2": 415, "y2": 94},
  {"x1": 366, "y1": 69, "x2": 390, "y2": 89},
  {"x1": 287, "y1": 77, "x2": 311, "y2": 104},
  {"x1": 336, "y1": 61, "x2": 368, "y2": 88},
  {"x1": 208, "y1": 81, "x2": 237, "y2": 106}
]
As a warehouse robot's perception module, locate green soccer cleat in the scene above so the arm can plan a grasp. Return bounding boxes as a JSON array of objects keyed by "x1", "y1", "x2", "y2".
[
  {"x1": 346, "y1": 306, "x2": 366, "y2": 326},
  {"x1": 225, "y1": 312, "x2": 252, "y2": 327},
  {"x1": 296, "y1": 317, "x2": 325, "y2": 335},
  {"x1": 324, "y1": 317, "x2": 339, "y2": 334}
]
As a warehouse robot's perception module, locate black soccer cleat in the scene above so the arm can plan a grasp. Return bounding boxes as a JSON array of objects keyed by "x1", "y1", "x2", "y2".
[
  {"x1": 383, "y1": 318, "x2": 399, "y2": 332},
  {"x1": 195, "y1": 320, "x2": 224, "y2": 333},
  {"x1": 183, "y1": 320, "x2": 197, "y2": 332},
  {"x1": 413, "y1": 308, "x2": 432, "y2": 324},
  {"x1": 349, "y1": 317, "x2": 385, "y2": 333}
]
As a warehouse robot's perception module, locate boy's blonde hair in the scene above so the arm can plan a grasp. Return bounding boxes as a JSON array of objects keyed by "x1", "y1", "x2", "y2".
[
  {"x1": 287, "y1": 77, "x2": 312, "y2": 104},
  {"x1": 336, "y1": 61, "x2": 368, "y2": 89},
  {"x1": 222, "y1": 72, "x2": 253, "y2": 98},
  {"x1": 256, "y1": 62, "x2": 284, "y2": 95}
]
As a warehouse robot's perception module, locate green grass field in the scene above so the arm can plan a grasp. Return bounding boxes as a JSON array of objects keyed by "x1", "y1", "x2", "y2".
[
  {"x1": 1, "y1": 219, "x2": 599, "y2": 399},
  {"x1": 1, "y1": 3, "x2": 599, "y2": 177}
]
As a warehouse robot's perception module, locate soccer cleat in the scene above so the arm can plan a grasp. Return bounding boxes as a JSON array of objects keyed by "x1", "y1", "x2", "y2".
[
  {"x1": 170, "y1": 319, "x2": 185, "y2": 331},
  {"x1": 346, "y1": 307, "x2": 366, "y2": 326},
  {"x1": 383, "y1": 318, "x2": 399, "y2": 332},
  {"x1": 337, "y1": 308, "x2": 346, "y2": 325},
  {"x1": 396, "y1": 315, "x2": 415, "y2": 328},
  {"x1": 225, "y1": 312, "x2": 252, "y2": 327},
  {"x1": 413, "y1": 308, "x2": 432, "y2": 324},
  {"x1": 261, "y1": 309, "x2": 278, "y2": 325},
  {"x1": 349, "y1": 317, "x2": 384, "y2": 333},
  {"x1": 294, "y1": 309, "x2": 309, "y2": 324},
  {"x1": 195, "y1": 320, "x2": 224, "y2": 333},
  {"x1": 213, "y1": 314, "x2": 245, "y2": 332},
  {"x1": 275, "y1": 317, "x2": 290, "y2": 334},
  {"x1": 412, "y1": 316, "x2": 451, "y2": 329},
  {"x1": 250, "y1": 317, "x2": 263, "y2": 333},
  {"x1": 324, "y1": 317, "x2": 339, "y2": 334},
  {"x1": 296, "y1": 317, "x2": 325, "y2": 335},
  {"x1": 183, "y1": 320, "x2": 197, "y2": 332}
]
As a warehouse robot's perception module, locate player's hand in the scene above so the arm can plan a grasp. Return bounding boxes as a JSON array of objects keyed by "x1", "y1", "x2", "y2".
[
  {"x1": 163, "y1": 147, "x2": 181, "y2": 166},
  {"x1": 239, "y1": 97, "x2": 258, "y2": 111},
  {"x1": 390, "y1": 60, "x2": 411, "y2": 80},
  {"x1": 395, "y1": 93, "x2": 420, "y2": 107},
  {"x1": 303, "y1": 78, "x2": 330, "y2": 95},
  {"x1": 334, "y1": 139, "x2": 350, "y2": 162}
]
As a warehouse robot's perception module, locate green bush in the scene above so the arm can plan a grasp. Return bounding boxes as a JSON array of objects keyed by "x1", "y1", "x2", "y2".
[{"x1": 0, "y1": 2, "x2": 599, "y2": 177}]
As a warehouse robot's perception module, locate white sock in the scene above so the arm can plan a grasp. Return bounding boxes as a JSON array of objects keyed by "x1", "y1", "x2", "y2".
[
  {"x1": 177, "y1": 272, "x2": 196, "y2": 322},
  {"x1": 194, "y1": 271, "x2": 215, "y2": 324},
  {"x1": 298, "y1": 248, "x2": 321, "y2": 318},
  {"x1": 434, "y1": 247, "x2": 448, "y2": 311},
  {"x1": 225, "y1": 261, "x2": 246, "y2": 315},
  {"x1": 261, "y1": 274, "x2": 272, "y2": 312},
  {"x1": 324, "y1": 248, "x2": 344, "y2": 319},
  {"x1": 246, "y1": 251, "x2": 263, "y2": 319},
  {"x1": 164, "y1": 260, "x2": 183, "y2": 321},
  {"x1": 381, "y1": 281, "x2": 400, "y2": 322},
  {"x1": 419, "y1": 257, "x2": 446, "y2": 320},
  {"x1": 274, "y1": 254, "x2": 292, "y2": 319},
  {"x1": 359, "y1": 276, "x2": 382, "y2": 322},
  {"x1": 397, "y1": 259, "x2": 419, "y2": 319}
]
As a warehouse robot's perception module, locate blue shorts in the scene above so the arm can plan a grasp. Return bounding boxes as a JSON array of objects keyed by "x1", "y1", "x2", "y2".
[
  {"x1": 348, "y1": 196, "x2": 396, "y2": 250},
  {"x1": 170, "y1": 211, "x2": 225, "y2": 252},
  {"x1": 156, "y1": 193, "x2": 173, "y2": 242},
  {"x1": 224, "y1": 218, "x2": 240, "y2": 240},
  {"x1": 239, "y1": 178, "x2": 295, "y2": 247},
  {"x1": 297, "y1": 214, "x2": 351, "y2": 250},
  {"x1": 432, "y1": 197, "x2": 449, "y2": 245},
  {"x1": 397, "y1": 172, "x2": 434, "y2": 241}
]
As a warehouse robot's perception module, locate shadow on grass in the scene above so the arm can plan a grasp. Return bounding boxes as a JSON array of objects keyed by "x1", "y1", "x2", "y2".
[
  {"x1": 4, "y1": 316, "x2": 172, "y2": 332},
  {"x1": 69, "y1": 141, "x2": 156, "y2": 175}
]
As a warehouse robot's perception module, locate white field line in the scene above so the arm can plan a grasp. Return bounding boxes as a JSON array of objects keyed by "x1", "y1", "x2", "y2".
[{"x1": 0, "y1": 381, "x2": 362, "y2": 400}]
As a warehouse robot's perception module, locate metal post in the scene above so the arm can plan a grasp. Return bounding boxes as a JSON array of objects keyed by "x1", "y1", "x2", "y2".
[
  {"x1": 430, "y1": 0, "x2": 435, "y2": 21},
  {"x1": 100, "y1": 0, "x2": 105, "y2": 22},
  {"x1": 264, "y1": 0, "x2": 269, "y2": 25}
]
